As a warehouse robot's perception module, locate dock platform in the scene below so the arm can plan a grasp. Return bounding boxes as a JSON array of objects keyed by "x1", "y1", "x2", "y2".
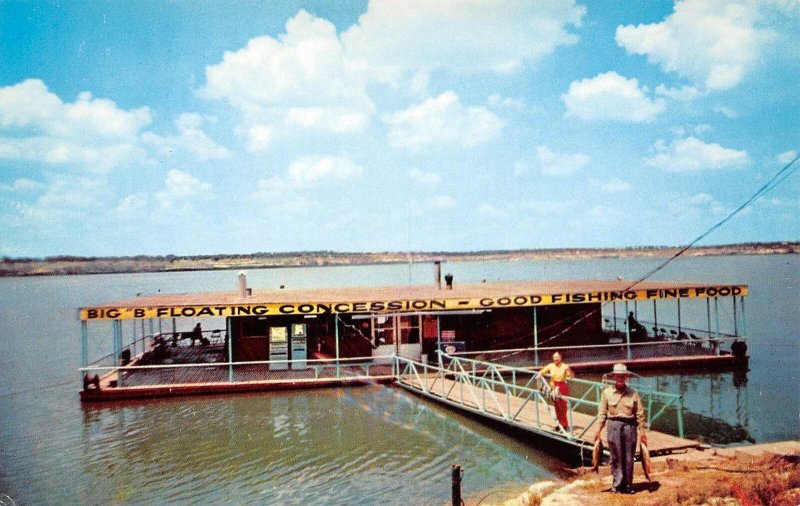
[{"x1": 81, "y1": 344, "x2": 395, "y2": 401}]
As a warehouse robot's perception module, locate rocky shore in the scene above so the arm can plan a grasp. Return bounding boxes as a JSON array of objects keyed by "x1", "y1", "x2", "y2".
[
  {"x1": 485, "y1": 441, "x2": 800, "y2": 506},
  {"x1": 1, "y1": 242, "x2": 797, "y2": 277}
]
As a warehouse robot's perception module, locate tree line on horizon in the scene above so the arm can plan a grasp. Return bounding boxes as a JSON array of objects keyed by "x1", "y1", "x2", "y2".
[{"x1": 2, "y1": 241, "x2": 797, "y2": 264}]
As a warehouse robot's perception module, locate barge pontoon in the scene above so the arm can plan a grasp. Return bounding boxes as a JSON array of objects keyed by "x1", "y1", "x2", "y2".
[{"x1": 79, "y1": 272, "x2": 748, "y2": 402}]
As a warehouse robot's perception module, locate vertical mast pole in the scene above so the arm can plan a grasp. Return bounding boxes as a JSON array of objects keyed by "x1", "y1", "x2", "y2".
[
  {"x1": 113, "y1": 320, "x2": 123, "y2": 386},
  {"x1": 227, "y1": 317, "x2": 234, "y2": 383},
  {"x1": 740, "y1": 296, "x2": 746, "y2": 337},
  {"x1": 533, "y1": 307, "x2": 539, "y2": 367},
  {"x1": 653, "y1": 300, "x2": 658, "y2": 337},
  {"x1": 625, "y1": 301, "x2": 631, "y2": 360}
]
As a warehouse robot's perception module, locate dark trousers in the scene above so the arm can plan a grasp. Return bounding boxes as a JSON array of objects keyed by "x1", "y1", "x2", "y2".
[{"x1": 607, "y1": 419, "x2": 637, "y2": 491}]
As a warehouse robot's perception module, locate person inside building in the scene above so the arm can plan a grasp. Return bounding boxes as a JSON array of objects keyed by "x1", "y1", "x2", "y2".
[
  {"x1": 594, "y1": 363, "x2": 647, "y2": 494},
  {"x1": 627, "y1": 311, "x2": 648, "y2": 341},
  {"x1": 536, "y1": 351, "x2": 574, "y2": 432},
  {"x1": 731, "y1": 338, "x2": 747, "y2": 357},
  {"x1": 191, "y1": 322, "x2": 203, "y2": 346}
]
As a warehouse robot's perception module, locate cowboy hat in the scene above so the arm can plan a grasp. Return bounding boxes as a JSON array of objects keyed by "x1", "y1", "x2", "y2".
[{"x1": 610, "y1": 363, "x2": 632, "y2": 375}]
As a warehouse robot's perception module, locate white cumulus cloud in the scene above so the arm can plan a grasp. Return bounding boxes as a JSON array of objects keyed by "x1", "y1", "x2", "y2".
[
  {"x1": 0, "y1": 79, "x2": 151, "y2": 139},
  {"x1": 646, "y1": 137, "x2": 749, "y2": 172},
  {"x1": 252, "y1": 155, "x2": 364, "y2": 199},
  {"x1": 142, "y1": 113, "x2": 229, "y2": 162},
  {"x1": 513, "y1": 161, "x2": 530, "y2": 176},
  {"x1": 115, "y1": 193, "x2": 149, "y2": 215},
  {"x1": 18, "y1": 175, "x2": 110, "y2": 221},
  {"x1": 655, "y1": 84, "x2": 701, "y2": 102},
  {"x1": 287, "y1": 155, "x2": 363, "y2": 184},
  {"x1": 562, "y1": 71, "x2": 665, "y2": 122},
  {"x1": 155, "y1": 169, "x2": 213, "y2": 210},
  {"x1": 384, "y1": 92, "x2": 503, "y2": 150},
  {"x1": 616, "y1": 0, "x2": 777, "y2": 91},
  {"x1": 589, "y1": 177, "x2": 633, "y2": 193},
  {"x1": 0, "y1": 178, "x2": 44, "y2": 193},
  {"x1": 200, "y1": 10, "x2": 373, "y2": 134},
  {"x1": 343, "y1": 0, "x2": 585, "y2": 74},
  {"x1": 537, "y1": 146, "x2": 591, "y2": 176},
  {"x1": 246, "y1": 124, "x2": 275, "y2": 153},
  {"x1": 0, "y1": 79, "x2": 151, "y2": 173}
]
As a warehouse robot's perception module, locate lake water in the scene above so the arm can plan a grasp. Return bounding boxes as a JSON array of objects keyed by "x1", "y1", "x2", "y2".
[{"x1": 0, "y1": 254, "x2": 798, "y2": 504}]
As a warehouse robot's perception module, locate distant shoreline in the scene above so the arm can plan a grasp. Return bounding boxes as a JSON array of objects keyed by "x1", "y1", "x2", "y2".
[{"x1": 1, "y1": 241, "x2": 797, "y2": 277}]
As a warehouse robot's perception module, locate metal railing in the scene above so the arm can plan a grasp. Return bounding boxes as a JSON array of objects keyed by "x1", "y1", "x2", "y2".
[
  {"x1": 445, "y1": 334, "x2": 747, "y2": 368},
  {"x1": 604, "y1": 317, "x2": 740, "y2": 342},
  {"x1": 80, "y1": 356, "x2": 394, "y2": 388},
  {"x1": 393, "y1": 352, "x2": 686, "y2": 442}
]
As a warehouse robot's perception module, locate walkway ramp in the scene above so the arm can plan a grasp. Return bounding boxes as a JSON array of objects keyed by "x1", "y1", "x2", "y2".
[{"x1": 394, "y1": 354, "x2": 700, "y2": 458}]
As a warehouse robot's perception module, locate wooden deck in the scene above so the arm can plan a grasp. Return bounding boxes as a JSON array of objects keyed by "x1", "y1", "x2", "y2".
[
  {"x1": 469, "y1": 344, "x2": 746, "y2": 373},
  {"x1": 80, "y1": 375, "x2": 396, "y2": 402},
  {"x1": 397, "y1": 373, "x2": 700, "y2": 455},
  {"x1": 82, "y1": 343, "x2": 395, "y2": 402},
  {"x1": 82, "y1": 342, "x2": 741, "y2": 403}
]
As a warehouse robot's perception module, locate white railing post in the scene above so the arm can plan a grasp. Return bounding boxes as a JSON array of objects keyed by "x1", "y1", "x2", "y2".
[
  {"x1": 741, "y1": 296, "x2": 746, "y2": 337},
  {"x1": 533, "y1": 306, "x2": 539, "y2": 366},
  {"x1": 113, "y1": 320, "x2": 123, "y2": 386},
  {"x1": 227, "y1": 317, "x2": 234, "y2": 383},
  {"x1": 131, "y1": 320, "x2": 137, "y2": 357},
  {"x1": 80, "y1": 321, "x2": 89, "y2": 382}
]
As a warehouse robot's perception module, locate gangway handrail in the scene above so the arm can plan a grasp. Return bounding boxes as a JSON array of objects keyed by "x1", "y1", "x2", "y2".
[
  {"x1": 394, "y1": 352, "x2": 685, "y2": 441},
  {"x1": 396, "y1": 355, "x2": 551, "y2": 428}
]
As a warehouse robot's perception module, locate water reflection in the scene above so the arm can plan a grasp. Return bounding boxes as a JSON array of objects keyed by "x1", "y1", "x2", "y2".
[
  {"x1": 75, "y1": 371, "x2": 761, "y2": 503},
  {"x1": 79, "y1": 386, "x2": 555, "y2": 505},
  {"x1": 647, "y1": 370, "x2": 754, "y2": 445},
  {"x1": 3, "y1": 255, "x2": 796, "y2": 504}
]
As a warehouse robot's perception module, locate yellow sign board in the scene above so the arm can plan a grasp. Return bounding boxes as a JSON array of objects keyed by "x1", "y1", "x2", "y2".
[{"x1": 80, "y1": 285, "x2": 747, "y2": 321}]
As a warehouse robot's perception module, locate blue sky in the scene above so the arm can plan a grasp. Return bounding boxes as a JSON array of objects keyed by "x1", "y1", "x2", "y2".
[{"x1": 1, "y1": 0, "x2": 798, "y2": 257}]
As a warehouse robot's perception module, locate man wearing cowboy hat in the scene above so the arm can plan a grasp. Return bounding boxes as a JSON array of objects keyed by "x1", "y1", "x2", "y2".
[{"x1": 594, "y1": 363, "x2": 647, "y2": 494}]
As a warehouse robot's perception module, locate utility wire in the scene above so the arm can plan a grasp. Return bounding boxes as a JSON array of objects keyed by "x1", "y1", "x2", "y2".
[
  {"x1": 622, "y1": 151, "x2": 800, "y2": 292},
  {"x1": 528, "y1": 152, "x2": 800, "y2": 348}
]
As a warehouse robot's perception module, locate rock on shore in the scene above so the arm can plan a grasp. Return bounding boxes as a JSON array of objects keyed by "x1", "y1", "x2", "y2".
[{"x1": 490, "y1": 441, "x2": 800, "y2": 506}]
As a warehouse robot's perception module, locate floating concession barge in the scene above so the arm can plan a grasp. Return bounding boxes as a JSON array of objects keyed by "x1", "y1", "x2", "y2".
[{"x1": 79, "y1": 271, "x2": 749, "y2": 403}]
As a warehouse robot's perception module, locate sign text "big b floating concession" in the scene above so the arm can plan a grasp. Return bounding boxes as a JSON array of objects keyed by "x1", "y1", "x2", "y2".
[{"x1": 80, "y1": 285, "x2": 746, "y2": 321}]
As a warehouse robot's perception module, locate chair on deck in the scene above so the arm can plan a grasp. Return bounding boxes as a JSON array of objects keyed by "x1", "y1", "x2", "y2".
[{"x1": 209, "y1": 330, "x2": 221, "y2": 344}]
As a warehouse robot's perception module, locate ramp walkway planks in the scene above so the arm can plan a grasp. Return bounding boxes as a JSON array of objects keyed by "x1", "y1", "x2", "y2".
[{"x1": 394, "y1": 355, "x2": 700, "y2": 456}]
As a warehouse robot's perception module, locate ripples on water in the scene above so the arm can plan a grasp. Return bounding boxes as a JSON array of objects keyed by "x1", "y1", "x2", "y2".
[
  {"x1": 68, "y1": 387, "x2": 556, "y2": 505},
  {"x1": 1, "y1": 255, "x2": 797, "y2": 504}
]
